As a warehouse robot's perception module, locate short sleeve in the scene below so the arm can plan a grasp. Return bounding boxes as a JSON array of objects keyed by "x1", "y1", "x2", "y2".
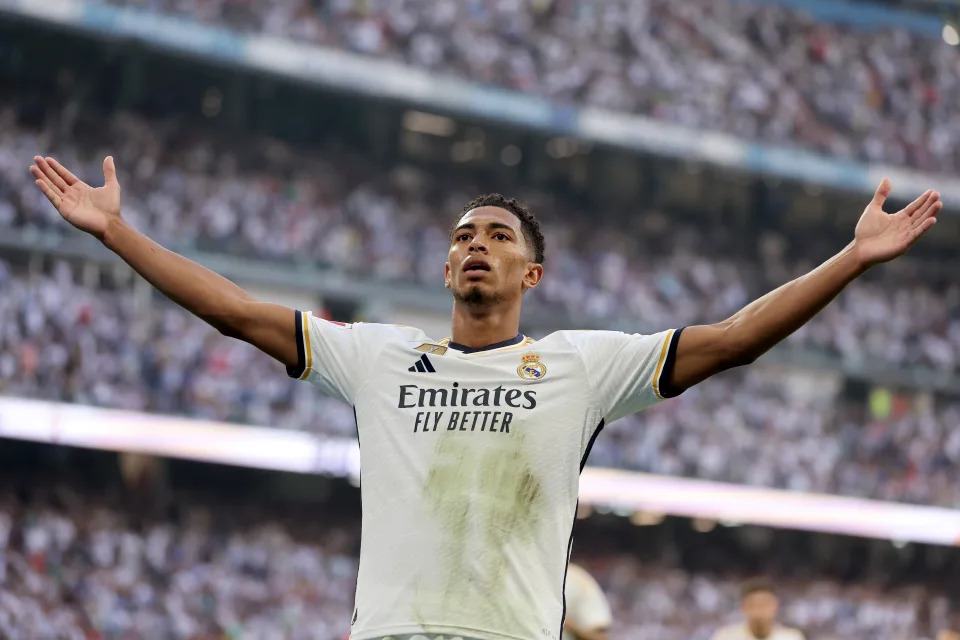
[
  {"x1": 286, "y1": 310, "x2": 388, "y2": 405},
  {"x1": 566, "y1": 328, "x2": 684, "y2": 423}
]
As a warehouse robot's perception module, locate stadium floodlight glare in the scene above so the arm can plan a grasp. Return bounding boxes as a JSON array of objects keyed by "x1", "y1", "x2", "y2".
[
  {"x1": 579, "y1": 467, "x2": 960, "y2": 547},
  {"x1": 402, "y1": 110, "x2": 456, "y2": 136},
  {"x1": 8, "y1": 399, "x2": 960, "y2": 547},
  {"x1": 943, "y1": 23, "x2": 960, "y2": 46}
]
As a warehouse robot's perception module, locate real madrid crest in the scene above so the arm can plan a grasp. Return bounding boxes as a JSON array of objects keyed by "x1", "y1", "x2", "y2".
[{"x1": 517, "y1": 352, "x2": 546, "y2": 380}]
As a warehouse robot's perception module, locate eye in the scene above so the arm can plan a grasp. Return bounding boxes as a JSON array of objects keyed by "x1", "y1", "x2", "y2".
[
  {"x1": 494, "y1": 233, "x2": 509, "y2": 241},
  {"x1": 457, "y1": 233, "x2": 471, "y2": 242}
]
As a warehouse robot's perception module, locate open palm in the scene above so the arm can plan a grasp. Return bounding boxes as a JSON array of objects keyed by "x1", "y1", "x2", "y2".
[
  {"x1": 30, "y1": 156, "x2": 122, "y2": 240},
  {"x1": 854, "y1": 178, "x2": 941, "y2": 267}
]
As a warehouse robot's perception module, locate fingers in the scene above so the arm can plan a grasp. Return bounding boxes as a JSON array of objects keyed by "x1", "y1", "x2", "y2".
[
  {"x1": 902, "y1": 189, "x2": 936, "y2": 217},
  {"x1": 46, "y1": 157, "x2": 80, "y2": 186},
  {"x1": 911, "y1": 216, "x2": 937, "y2": 241},
  {"x1": 871, "y1": 177, "x2": 892, "y2": 208},
  {"x1": 33, "y1": 156, "x2": 69, "y2": 193},
  {"x1": 30, "y1": 170, "x2": 63, "y2": 210},
  {"x1": 102, "y1": 156, "x2": 118, "y2": 185},
  {"x1": 911, "y1": 198, "x2": 942, "y2": 229}
]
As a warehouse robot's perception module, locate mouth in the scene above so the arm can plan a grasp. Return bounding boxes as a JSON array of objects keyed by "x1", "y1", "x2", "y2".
[{"x1": 463, "y1": 259, "x2": 491, "y2": 276}]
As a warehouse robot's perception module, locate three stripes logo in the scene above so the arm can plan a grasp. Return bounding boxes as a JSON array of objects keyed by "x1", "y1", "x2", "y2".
[{"x1": 408, "y1": 354, "x2": 436, "y2": 373}]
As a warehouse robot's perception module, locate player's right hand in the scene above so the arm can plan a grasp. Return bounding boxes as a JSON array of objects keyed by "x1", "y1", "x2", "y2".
[{"x1": 30, "y1": 156, "x2": 121, "y2": 240}]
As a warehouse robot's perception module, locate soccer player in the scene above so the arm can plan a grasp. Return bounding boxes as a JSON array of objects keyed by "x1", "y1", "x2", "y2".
[
  {"x1": 562, "y1": 563, "x2": 611, "y2": 640},
  {"x1": 710, "y1": 579, "x2": 804, "y2": 640},
  {"x1": 29, "y1": 155, "x2": 941, "y2": 640}
]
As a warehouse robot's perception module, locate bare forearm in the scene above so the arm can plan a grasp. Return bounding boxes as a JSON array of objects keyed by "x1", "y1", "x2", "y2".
[
  {"x1": 669, "y1": 183, "x2": 939, "y2": 393},
  {"x1": 102, "y1": 217, "x2": 254, "y2": 334},
  {"x1": 724, "y1": 241, "x2": 867, "y2": 363}
]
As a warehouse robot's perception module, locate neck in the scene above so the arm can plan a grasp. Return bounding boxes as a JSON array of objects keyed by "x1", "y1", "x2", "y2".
[{"x1": 450, "y1": 299, "x2": 522, "y2": 348}]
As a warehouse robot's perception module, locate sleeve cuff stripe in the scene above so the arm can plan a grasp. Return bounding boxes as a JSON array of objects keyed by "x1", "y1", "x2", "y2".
[
  {"x1": 286, "y1": 310, "x2": 309, "y2": 380},
  {"x1": 651, "y1": 329, "x2": 674, "y2": 400},
  {"x1": 299, "y1": 311, "x2": 313, "y2": 381},
  {"x1": 654, "y1": 327, "x2": 685, "y2": 399}
]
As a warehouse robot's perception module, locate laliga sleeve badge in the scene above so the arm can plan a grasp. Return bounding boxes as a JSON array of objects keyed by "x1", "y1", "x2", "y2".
[{"x1": 517, "y1": 353, "x2": 546, "y2": 380}]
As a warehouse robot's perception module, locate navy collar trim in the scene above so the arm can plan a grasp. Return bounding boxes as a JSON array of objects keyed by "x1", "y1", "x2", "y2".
[{"x1": 447, "y1": 334, "x2": 525, "y2": 354}]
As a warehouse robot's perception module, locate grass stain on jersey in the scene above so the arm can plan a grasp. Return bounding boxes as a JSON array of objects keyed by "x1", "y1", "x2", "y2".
[{"x1": 419, "y1": 433, "x2": 545, "y2": 631}]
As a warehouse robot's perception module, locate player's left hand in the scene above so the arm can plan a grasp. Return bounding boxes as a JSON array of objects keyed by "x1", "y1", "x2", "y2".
[{"x1": 853, "y1": 178, "x2": 941, "y2": 267}]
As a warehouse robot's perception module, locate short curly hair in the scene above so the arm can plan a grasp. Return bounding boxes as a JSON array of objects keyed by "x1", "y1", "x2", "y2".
[{"x1": 452, "y1": 193, "x2": 545, "y2": 264}]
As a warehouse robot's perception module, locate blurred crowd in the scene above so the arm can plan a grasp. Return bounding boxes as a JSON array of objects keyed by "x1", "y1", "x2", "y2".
[
  {"x1": 0, "y1": 481, "x2": 948, "y2": 640},
  {"x1": 0, "y1": 259, "x2": 358, "y2": 437},
  {"x1": 4, "y1": 104, "x2": 960, "y2": 374},
  {"x1": 0, "y1": 486, "x2": 359, "y2": 639},
  {"x1": 90, "y1": 0, "x2": 960, "y2": 173},
  {"x1": 591, "y1": 556, "x2": 934, "y2": 640},
  {"x1": 593, "y1": 367, "x2": 960, "y2": 508},
  {"x1": 2, "y1": 256, "x2": 960, "y2": 508}
]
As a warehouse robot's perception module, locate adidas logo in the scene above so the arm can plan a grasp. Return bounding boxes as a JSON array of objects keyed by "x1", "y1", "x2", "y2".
[{"x1": 408, "y1": 354, "x2": 436, "y2": 373}]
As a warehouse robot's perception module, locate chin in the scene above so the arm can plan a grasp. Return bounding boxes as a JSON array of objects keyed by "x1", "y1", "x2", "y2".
[
  {"x1": 462, "y1": 286, "x2": 488, "y2": 305},
  {"x1": 454, "y1": 283, "x2": 500, "y2": 306}
]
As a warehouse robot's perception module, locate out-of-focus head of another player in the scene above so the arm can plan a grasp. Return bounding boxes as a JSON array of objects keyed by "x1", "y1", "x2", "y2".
[
  {"x1": 739, "y1": 578, "x2": 779, "y2": 639},
  {"x1": 446, "y1": 194, "x2": 545, "y2": 309}
]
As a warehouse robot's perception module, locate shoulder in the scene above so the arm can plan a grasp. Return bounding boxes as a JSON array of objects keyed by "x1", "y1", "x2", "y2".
[
  {"x1": 711, "y1": 624, "x2": 741, "y2": 639},
  {"x1": 355, "y1": 322, "x2": 433, "y2": 343},
  {"x1": 545, "y1": 329, "x2": 673, "y2": 355},
  {"x1": 541, "y1": 330, "x2": 628, "y2": 349},
  {"x1": 307, "y1": 316, "x2": 432, "y2": 344},
  {"x1": 564, "y1": 563, "x2": 597, "y2": 586}
]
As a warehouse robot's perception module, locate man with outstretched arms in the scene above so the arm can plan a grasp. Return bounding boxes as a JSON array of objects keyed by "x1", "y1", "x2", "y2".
[{"x1": 30, "y1": 155, "x2": 941, "y2": 640}]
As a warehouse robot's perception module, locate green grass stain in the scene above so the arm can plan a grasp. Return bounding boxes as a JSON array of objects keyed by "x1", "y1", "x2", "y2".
[{"x1": 418, "y1": 432, "x2": 545, "y2": 631}]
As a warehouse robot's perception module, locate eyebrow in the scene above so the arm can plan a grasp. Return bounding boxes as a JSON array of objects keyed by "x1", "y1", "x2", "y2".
[{"x1": 453, "y1": 222, "x2": 516, "y2": 235}]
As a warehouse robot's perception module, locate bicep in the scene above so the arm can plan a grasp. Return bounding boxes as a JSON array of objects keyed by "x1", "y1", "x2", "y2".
[
  {"x1": 232, "y1": 301, "x2": 300, "y2": 369},
  {"x1": 666, "y1": 323, "x2": 741, "y2": 394}
]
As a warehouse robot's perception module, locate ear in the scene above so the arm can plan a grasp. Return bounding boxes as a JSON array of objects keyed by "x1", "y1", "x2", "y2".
[
  {"x1": 444, "y1": 261, "x2": 451, "y2": 289},
  {"x1": 521, "y1": 263, "x2": 543, "y2": 292}
]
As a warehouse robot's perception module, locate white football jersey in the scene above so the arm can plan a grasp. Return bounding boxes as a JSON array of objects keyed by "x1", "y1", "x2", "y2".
[
  {"x1": 562, "y1": 564, "x2": 612, "y2": 640},
  {"x1": 711, "y1": 624, "x2": 806, "y2": 640},
  {"x1": 288, "y1": 311, "x2": 682, "y2": 640}
]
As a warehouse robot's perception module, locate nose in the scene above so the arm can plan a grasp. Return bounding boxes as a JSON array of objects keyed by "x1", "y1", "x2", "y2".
[{"x1": 468, "y1": 236, "x2": 488, "y2": 253}]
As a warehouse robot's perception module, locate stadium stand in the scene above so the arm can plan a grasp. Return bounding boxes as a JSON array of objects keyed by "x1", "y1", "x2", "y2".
[
  {"x1": 91, "y1": 0, "x2": 960, "y2": 172},
  {"x1": 4, "y1": 105, "x2": 960, "y2": 372}
]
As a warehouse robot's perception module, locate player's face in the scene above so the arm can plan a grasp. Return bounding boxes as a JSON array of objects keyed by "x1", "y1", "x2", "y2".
[
  {"x1": 445, "y1": 207, "x2": 542, "y2": 307},
  {"x1": 741, "y1": 590, "x2": 778, "y2": 638}
]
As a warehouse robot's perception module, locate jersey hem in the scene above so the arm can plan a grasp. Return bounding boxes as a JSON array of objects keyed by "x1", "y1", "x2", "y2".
[{"x1": 351, "y1": 624, "x2": 536, "y2": 640}]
